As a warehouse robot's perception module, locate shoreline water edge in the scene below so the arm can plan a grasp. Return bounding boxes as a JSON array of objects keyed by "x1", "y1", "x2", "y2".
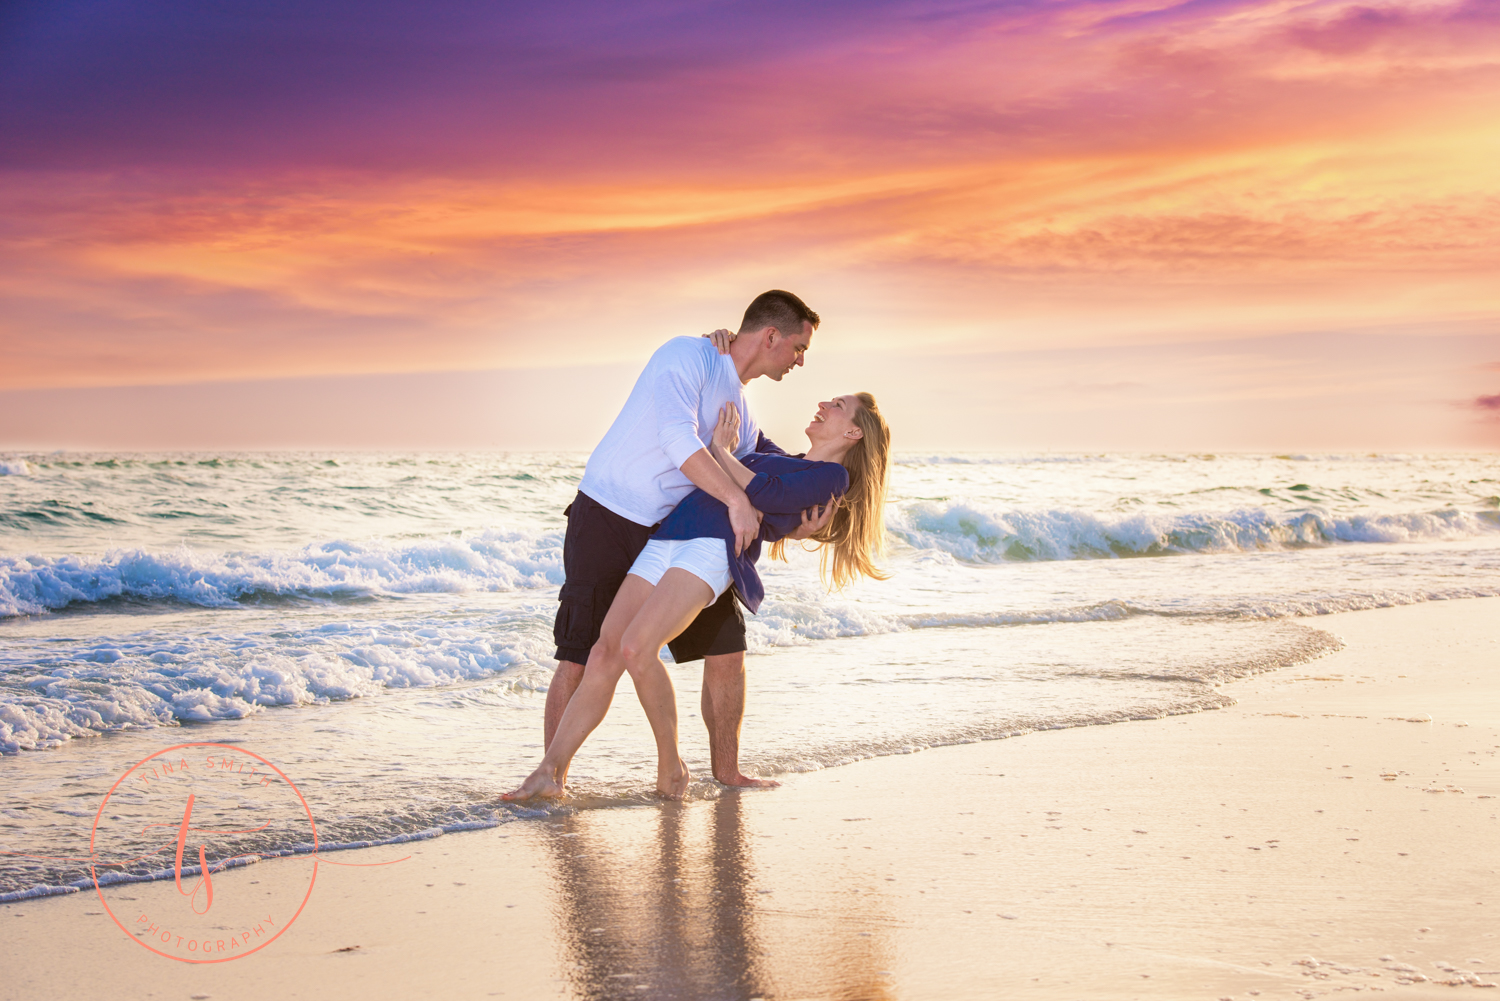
[
  {"x1": 1, "y1": 451, "x2": 1497, "y2": 906},
  {"x1": 1, "y1": 597, "x2": 1495, "y2": 1000}
]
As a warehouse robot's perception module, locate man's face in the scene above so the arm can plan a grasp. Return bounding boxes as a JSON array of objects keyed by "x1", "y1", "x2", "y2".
[{"x1": 763, "y1": 321, "x2": 813, "y2": 381}]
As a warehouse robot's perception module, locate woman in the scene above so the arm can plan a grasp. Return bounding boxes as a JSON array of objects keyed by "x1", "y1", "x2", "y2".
[{"x1": 505, "y1": 392, "x2": 891, "y2": 800}]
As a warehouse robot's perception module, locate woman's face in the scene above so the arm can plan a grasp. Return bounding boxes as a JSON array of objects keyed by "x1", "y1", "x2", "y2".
[{"x1": 805, "y1": 395, "x2": 863, "y2": 446}]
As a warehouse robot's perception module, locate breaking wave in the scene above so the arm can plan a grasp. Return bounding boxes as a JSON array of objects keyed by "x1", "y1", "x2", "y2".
[
  {"x1": 888, "y1": 502, "x2": 1500, "y2": 563},
  {"x1": 0, "y1": 530, "x2": 564, "y2": 617}
]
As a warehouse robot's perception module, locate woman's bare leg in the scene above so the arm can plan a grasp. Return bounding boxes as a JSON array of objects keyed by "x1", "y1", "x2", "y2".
[
  {"x1": 503, "y1": 575, "x2": 656, "y2": 800},
  {"x1": 617, "y1": 568, "x2": 713, "y2": 798},
  {"x1": 504, "y1": 569, "x2": 713, "y2": 800}
]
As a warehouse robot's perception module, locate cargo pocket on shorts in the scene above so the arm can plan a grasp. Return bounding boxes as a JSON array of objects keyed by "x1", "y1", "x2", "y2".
[{"x1": 554, "y1": 581, "x2": 597, "y2": 653}]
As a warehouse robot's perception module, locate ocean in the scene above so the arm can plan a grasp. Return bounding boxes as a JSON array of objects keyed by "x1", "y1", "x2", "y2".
[{"x1": 2, "y1": 451, "x2": 1498, "y2": 901}]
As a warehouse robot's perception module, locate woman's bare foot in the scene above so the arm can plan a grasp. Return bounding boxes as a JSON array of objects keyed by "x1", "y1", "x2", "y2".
[
  {"x1": 714, "y1": 770, "x2": 780, "y2": 789},
  {"x1": 655, "y1": 760, "x2": 691, "y2": 799},
  {"x1": 501, "y1": 768, "x2": 565, "y2": 801}
]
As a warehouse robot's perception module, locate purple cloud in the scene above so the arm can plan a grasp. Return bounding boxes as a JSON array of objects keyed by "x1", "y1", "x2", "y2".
[{"x1": 1475, "y1": 394, "x2": 1500, "y2": 411}]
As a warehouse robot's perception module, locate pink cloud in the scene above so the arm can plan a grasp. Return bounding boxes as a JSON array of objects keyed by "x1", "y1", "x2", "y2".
[
  {"x1": 1, "y1": 0, "x2": 1497, "y2": 413},
  {"x1": 1284, "y1": 0, "x2": 1500, "y2": 56}
]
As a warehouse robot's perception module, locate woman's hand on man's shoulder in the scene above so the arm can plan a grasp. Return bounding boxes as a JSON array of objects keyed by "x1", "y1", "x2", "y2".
[{"x1": 702, "y1": 329, "x2": 736, "y2": 354}]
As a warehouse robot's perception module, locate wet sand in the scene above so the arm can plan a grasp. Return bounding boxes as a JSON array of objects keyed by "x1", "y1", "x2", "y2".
[{"x1": 2, "y1": 597, "x2": 1497, "y2": 1000}]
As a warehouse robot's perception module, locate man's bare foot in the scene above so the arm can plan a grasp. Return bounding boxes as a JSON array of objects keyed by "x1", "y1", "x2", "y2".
[
  {"x1": 714, "y1": 770, "x2": 780, "y2": 789},
  {"x1": 501, "y1": 769, "x2": 565, "y2": 801},
  {"x1": 655, "y1": 760, "x2": 691, "y2": 799}
]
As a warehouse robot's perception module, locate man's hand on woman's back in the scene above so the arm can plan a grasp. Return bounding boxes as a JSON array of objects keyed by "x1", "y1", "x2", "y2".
[{"x1": 785, "y1": 493, "x2": 839, "y2": 541}]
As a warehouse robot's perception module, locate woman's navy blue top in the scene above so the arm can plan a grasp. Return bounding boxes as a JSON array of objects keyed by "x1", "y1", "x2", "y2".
[{"x1": 652, "y1": 452, "x2": 850, "y2": 614}]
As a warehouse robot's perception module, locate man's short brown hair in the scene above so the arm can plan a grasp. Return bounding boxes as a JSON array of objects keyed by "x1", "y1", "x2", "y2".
[{"x1": 738, "y1": 290, "x2": 820, "y2": 335}]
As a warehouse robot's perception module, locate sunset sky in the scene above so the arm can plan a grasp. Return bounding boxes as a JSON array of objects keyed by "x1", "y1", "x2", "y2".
[{"x1": 2, "y1": 0, "x2": 1497, "y2": 450}]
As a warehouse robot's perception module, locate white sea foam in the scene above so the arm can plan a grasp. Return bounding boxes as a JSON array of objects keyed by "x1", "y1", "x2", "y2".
[
  {"x1": 0, "y1": 460, "x2": 29, "y2": 476},
  {"x1": 0, "y1": 614, "x2": 1346, "y2": 901},
  {"x1": 8, "y1": 576, "x2": 1473, "y2": 756},
  {"x1": 4, "y1": 450, "x2": 1500, "y2": 900},
  {"x1": 0, "y1": 612, "x2": 555, "y2": 752},
  {"x1": 897, "y1": 454, "x2": 1114, "y2": 466},
  {"x1": 0, "y1": 592, "x2": 1173, "y2": 752},
  {"x1": 6, "y1": 500, "x2": 1494, "y2": 619},
  {"x1": 0, "y1": 821, "x2": 523, "y2": 903},
  {"x1": 0, "y1": 529, "x2": 564, "y2": 617},
  {"x1": 745, "y1": 594, "x2": 1150, "y2": 652},
  {"x1": 887, "y1": 501, "x2": 1500, "y2": 563}
]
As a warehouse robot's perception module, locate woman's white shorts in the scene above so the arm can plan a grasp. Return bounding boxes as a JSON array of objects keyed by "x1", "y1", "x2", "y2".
[{"x1": 628, "y1": 537, "x2": 732, "y2": 605}]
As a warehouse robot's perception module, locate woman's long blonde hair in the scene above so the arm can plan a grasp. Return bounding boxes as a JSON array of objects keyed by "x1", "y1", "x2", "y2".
[{"x1": 770, "y1": 391, "x2": 891, "y2": 589}]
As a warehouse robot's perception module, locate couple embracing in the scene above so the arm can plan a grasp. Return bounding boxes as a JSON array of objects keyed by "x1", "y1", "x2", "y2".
[{"x1": 505, "y1": 291, "x2": 891, "y2": 800}]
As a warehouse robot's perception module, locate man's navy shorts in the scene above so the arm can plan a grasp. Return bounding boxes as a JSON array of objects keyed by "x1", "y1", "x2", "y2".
[{"x1": 553, "y1": 491, "x2": 747, "y2": 665}]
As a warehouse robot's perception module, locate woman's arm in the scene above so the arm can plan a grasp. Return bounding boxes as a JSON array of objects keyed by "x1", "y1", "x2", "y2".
[
  {"x1": 743, "y1": 462, "x2": 850, "y2": 515},
  {"x1": 714, "y1": 407, "x2": 832, "y2": 541},
  {"x1": 710, "y1": 402, "x2": 848, "y2": 516},
  {"x1": 709, "y1": 403, "x2": 757, "y2": 490}
]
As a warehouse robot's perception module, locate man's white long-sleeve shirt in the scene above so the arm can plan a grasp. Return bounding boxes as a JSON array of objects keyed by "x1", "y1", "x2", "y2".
[{"x1": 578, "y1": 336, "x2": 761, "y2": 527}]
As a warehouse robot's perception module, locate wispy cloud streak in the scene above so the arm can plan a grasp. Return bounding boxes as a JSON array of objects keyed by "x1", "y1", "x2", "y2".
[{"x1": 1, "y1": 0, "x2": 1497, "y2": 447}]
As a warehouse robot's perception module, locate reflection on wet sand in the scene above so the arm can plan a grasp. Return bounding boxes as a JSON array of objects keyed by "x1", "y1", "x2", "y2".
[{"x1": 542, "y1": 793, "x2": 897, "y2": 1000}]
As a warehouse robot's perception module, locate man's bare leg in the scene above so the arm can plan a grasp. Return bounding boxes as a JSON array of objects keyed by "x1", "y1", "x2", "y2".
[
  {"x1": 701, "y1": 652, "x2": 779, "y2": 788},
  {"x1": 544, "y1": 660, "x2": 585, "y2": 752}
]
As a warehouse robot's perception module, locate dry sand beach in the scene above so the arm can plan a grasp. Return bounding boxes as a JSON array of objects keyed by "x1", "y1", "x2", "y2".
[{"x1": 3, "y1": 597, "x2": 1497, "y2": 1001}]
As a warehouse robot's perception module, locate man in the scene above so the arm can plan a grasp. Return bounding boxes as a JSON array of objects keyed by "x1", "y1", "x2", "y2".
[{"x1": 547, "y1": 289, "x2": 830, "y2": 788}]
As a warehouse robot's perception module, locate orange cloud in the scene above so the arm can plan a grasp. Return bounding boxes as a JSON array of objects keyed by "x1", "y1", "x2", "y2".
[{"x1": 0, "y1": 0, "x2": 1496, "y2": 406}]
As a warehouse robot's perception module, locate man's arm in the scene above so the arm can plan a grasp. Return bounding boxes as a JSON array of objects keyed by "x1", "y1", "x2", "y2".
[
  {"x1": 760, "y1": 495, "x2": 838, "y2": 543},
  {"x1": 707, "y1": 443, "x2": 756, "y2": 489},
  {"x1": 782, "y1": 495, "x2": 839, "y2": 541},
  {"x1": 679, "y1": 450, "x2": 760, "y2": 555}
]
